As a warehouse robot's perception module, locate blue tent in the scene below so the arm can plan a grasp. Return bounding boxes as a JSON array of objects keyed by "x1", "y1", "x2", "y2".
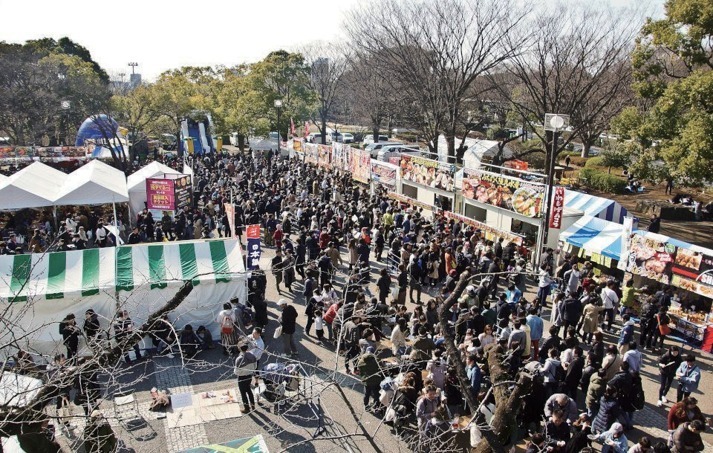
[{"x1": 75, "y1": 115, "x2": 119, "y2": 146}]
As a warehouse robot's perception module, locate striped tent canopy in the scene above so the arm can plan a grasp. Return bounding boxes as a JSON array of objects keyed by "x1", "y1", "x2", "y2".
[
  {"x1": 0, "y1": 248, "x2": 115, "y2": 302},
  {"x1": 0, "y1": 239, "x2": 245, "y2": 301},
  {"x1": 115, "y1": 239, "x2": 245, "y2": 292},
  {"x1": 564, "y1": 190, "x2": 628, "y2": 224},
  {"x1": 559, "y1": 215, "x2": 624, "y2": 260}
]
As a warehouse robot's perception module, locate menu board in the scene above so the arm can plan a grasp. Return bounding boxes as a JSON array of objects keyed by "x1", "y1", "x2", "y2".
[
  {"x1": 350, "y1": 149, "x2": 371, "y2": 184},
  {"x1": 462, "y1": 168, "x2": 545, "y2": 218},
  {"x1": 173, "y1": 175, "x2": 192, "y2": 212},
  {"x1": 318, "y1": 145, "x2": 331, "y2": 168},
  {"x1": 671, "y1": 248, "x2": 713, "y2": 298},
  {"x1": 370, "y1": 160, "x2": 397, "y2": 187},
  {"x1": 146, "y1": 178, "x2": 175, "y2": 211},
  {"x1": 625, "y1": 234, "x2": 676, "y2": 284},
  {"x1": 440, "y1": 210, "x2": 524, "y2": 246},
  {"x1": 400, "y1": 155, "x2": 455, "y2": 191}
]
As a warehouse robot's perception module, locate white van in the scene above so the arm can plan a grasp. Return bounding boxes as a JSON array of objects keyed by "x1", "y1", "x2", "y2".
[
  {"x1": 365, "y1": 141, "x2": 401, "y2": 158},
  {"x1": 377, "y1": 145, "x2": 421, "y2": 162}
]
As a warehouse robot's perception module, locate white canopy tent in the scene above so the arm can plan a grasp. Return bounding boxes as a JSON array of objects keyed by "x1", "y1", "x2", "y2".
[
  {"x1": 127, "y1": 161, "x2": 181, "y2": 217},
  {"x1": 54, "y1": 160, "x2": 129, "y2": 206},
  {"x1": 462, "y1": 139, "x2": 514, "y2": 169},
  {"x1": 0, "y1": 163, "x2": 68, "y2": 210}
]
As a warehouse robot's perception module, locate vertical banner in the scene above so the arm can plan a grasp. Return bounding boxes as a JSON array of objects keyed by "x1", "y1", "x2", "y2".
[
  {"x1": 549, "y1": 186, "x2": 565, "y2": 229},
  {"x1": 146, "y1": 178, "x2": 176, "y2": 210},
  {"x1": 224, "y1": 203, "x2": 236, "y2": 237},
  {"x1": 303, "y1": 121, "x2": 310, "y2": 139},
  {"x1": 246, "y1": 224, "x2": 262, "y2": 270}
]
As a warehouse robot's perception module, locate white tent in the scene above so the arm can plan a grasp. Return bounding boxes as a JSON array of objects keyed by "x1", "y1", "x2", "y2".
[
  {"x1": 0, "y1": 162, "x2": 68, "y2": 210},
  {"x1": 462, "y1": 139, "x2": 514, "y2": 169},
  {"x1": 127, "y1": 161, "x2": 182, "y2": 217},
  {"x1": 0, "y1": 239, "x2": 248, "y2": 357},
  {"x1": 431, "y1": 135, "x2": 513, "y2": 166},
  {"x1": 55, "y1": 160, "x2": 129, "y2": 206}
]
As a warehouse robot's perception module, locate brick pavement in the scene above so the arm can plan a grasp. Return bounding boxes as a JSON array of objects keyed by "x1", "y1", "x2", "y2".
[{"x1": 153, "y1": 356, "x2": 209, "y2": 451}]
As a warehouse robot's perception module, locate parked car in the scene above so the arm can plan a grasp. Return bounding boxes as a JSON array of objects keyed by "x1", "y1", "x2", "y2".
[
  {"x1": 363, "y1": 134, "x2": 390, "y2": 145},
  {"x1": 377, "y1": 145, "x2": 422, "y2": 161},
  {"x1": 365, "y1": 141, "x2": 402, "y2": 158}
]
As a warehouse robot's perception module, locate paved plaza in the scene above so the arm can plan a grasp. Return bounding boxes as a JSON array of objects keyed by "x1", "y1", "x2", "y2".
[{"x1": 55, "y1": 244, "x2": 713, "y2": 453}]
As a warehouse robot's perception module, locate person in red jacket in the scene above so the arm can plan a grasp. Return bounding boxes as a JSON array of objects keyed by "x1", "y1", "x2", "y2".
[
  {"x1": 668, "y1": 397, "x2": 706, "y2": 431},
  {"x1": 323, "y1": 301, "x2": 340, "y2": 343}
]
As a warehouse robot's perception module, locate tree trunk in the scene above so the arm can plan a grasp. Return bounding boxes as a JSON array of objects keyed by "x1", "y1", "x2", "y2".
[
  {"x1": 581, "y1": 142, "x2": 591, "y2": 158},
  {"x1": 372, "y1": 127, "x2": 379, "y2": 143},
  {"x1": 446, "y1": 134, "x2": 456, "y2": 158},
  {"x1": 237, "y1": 134, "x2": 246, "y2": 151},
  {"x1": 321, "y1": 115, "x2": 328, "y2": 145}
]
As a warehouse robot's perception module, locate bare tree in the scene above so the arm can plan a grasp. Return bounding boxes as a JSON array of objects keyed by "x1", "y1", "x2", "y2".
[
  {"x1": 346, "y1": 0, "x2": 526, "y2": 157},
  {"x1": 302, "y1": 43, "x2": 350, "y2": 144},
  {"x1": 497, "y1": 4, "x2": 642, "y2": 160}
]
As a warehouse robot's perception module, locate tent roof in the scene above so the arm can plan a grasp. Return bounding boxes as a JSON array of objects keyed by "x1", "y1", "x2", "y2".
[
  {"x1": 251, "y1": 139, "x2": 278, "y2": 151},
  {"x1": 127, "y1": 161, "x2": 181, "y2": 192},
  {"x1": 560, "y1": 215, "x2": 624, "y2": 260},
  {"x1": 564, "y1": 189, "x2": 628, "y2": 223},
  {"x1": 0, "y1": 162, "x2": 68, "y2": 210},
  {"x1": 55, "y1": 160, "x2": 129, "y2": 206}
]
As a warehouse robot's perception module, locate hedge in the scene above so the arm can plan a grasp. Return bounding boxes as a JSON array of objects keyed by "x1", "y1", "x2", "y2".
[
  {"x1": 584, "y1": 156, "x2": 606, "y2": 168},
  {"x1": 578, "y1": 167, "x2": 627, "y2": 193}
]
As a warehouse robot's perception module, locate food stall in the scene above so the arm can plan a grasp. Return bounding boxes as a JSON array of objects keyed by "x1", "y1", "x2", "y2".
[{"x1": 621, "y1": 231, "x2": 713, "y2": 351}]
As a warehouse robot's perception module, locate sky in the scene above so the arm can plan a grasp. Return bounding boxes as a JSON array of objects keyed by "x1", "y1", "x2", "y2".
[{"x1": 0, "y1": 0, "x2": 663, "y2": 81}]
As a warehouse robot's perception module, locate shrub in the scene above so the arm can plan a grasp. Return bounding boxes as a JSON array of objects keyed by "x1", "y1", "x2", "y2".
[
  {"x1": 584, "y1": 156, "x2": 606, "y2": 168},
  {"x1": 567, "y1": 156, "x2": 587, "y2": 167},
  {"x1": 578, "y1": 168, "x2": 627, "y2": 193}
]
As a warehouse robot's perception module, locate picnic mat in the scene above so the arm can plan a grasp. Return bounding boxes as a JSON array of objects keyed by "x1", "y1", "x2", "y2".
[
  {"x1": 178, "y1": 434, "x2": 269, "y2": 452},
  {"x1": 166, "y1": 389, "x2": 243, "y2": 428}
]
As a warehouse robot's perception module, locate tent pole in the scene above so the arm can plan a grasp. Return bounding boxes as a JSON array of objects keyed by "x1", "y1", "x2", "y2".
[{"x1": 113, "y1": 199, "x2": 118, "y2": 228}]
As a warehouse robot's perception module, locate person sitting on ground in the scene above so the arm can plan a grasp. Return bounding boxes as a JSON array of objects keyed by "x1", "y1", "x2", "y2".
[
  {"x1": 196, "y1": 325, "x2": 214, "y2": 350},
  {"x1": 179, "y1": 324, "x2": 202, "y2": 357},
  {"x1": 149, "y1": 387, "x2": 171, "y2": 412}
]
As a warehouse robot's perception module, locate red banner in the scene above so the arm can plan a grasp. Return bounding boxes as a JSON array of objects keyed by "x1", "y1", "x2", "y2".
[
  {"x1": 549, "y1": 186, "x2": 565, "y2": 229},
  {"x1": 146, "y1": 178, "x2": 175, "y2": 211},
  {"x1": 224, "y1": 203, "x2": 236, "y2": 237}
]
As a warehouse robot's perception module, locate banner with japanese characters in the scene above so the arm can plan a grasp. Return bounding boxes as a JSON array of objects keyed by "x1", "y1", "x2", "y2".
[
  {"x1": 146, "y1": 178, "x2": 175, "y2": 211},
  {"x1": 400, "y1": 155, "x2": 455, "y2": 191},
  {"x1": 246, "y1": 224, "x2": 262, "y2": 270},
  {"x1": 224, "y1": 203, "x2": 236, "y2": 237},
  {"x1": 549, "y1": 186, "x2": 565, "y2": 229},
  {"x1": 350, "y1": 149, "x2": 371, "y2": 183},
  {"x1": 462, "y1": 167, "x2": 545, "y2": 218},
  {"x1": 318, "y1": 145, "x2": 331, "y2": 168}
]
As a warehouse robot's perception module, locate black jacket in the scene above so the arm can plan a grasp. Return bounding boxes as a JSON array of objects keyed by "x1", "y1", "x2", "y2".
[{"x1": 280, "y1": 305, "x2": 298, "y2": 335}]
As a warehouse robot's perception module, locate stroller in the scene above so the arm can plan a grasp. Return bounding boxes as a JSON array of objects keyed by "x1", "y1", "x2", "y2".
[{"x1": 257, "y1": 362, "x2": 301, "y2": 410}]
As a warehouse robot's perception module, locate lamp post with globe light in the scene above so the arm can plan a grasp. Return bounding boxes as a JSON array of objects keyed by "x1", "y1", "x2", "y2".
[
  {"x1": 274, "y1": 99, "x2": 283, "y2": 153},
  {"x1": 538, "y1": 113, "x2": 570, "y2": 263}
]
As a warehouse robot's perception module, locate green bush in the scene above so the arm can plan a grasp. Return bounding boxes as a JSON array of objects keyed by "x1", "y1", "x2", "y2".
[
  {"x1": 584, "y1": 156, "x2": 606, "y2": 168},
  {"x1": 578, "y1": 168, "x2": 627, "y2": 193}
]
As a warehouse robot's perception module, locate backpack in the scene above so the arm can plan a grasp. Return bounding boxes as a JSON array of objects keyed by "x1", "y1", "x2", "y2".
[
  {"x1": 632, "y1": 375, "x2": 645, "y2": 410},
  {"x1": 221, "y1": 314, "x2": 234, "y2": 335},
  {"x1": 240, "y1": 305, "x2": 254, "y2": 328},
  {"x1": 554, "y1": 363, "x2": 566, "y2": 383}
]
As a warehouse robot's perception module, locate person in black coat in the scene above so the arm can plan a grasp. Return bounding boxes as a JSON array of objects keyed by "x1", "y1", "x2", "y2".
[
  {"x1": 59, "y1": 314, "x2": 80, "y2": 360},
  {"x1": 565, "y1": 346, "x2": 585, "y2": 400},
  {"x1": 592, "y1": 385, "x2": 620, "y2": 434},
  {"x1": 83, "y1": 309, "x2": 101, "y2": 345},
  {"x1": 278, "y1": 299, "x2": 299, "y2": 356},
  {"x1": 376, "y1": 268, "x2": 391, "y2": 304}
]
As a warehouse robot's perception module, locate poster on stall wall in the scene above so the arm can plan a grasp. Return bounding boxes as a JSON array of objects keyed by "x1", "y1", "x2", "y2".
[
  {"x1": 304, "y1": 143, "x2": 318, "y2": 165},
  {"x1": 224, "y1": 203, "x2": 236, "y2": 237},
  {"x1": 441, "y1": 210, "x2": 524, "y2": 245},
  {"x1": 671, "y1": 248, "x2": 713, "y2": 299},
  {"x1": 173, "y1": 175, "x2": 192, "y2": 213},
  {"x1": 617, "y1": 216, "x2": 638, "y2": 271},
  {"x1": 400, "y1": 155, "x2": 455, "y2": 191},
  {"x1": 246, "y1": 224, "x2": 261, "y2": 270},
  {"x1": 625, "y1": 233, "x2": 675, "y2": 284},
  {"x1": 318, "y1": 145, "x2": 331, "y2": 168},
  {"x1": 331, "y1": 142, "x2": 351, "y2": 171},
  {"x1": 462, "y1": 167, "x2": 545, "y2": 218},
  {"x1": 549, "y1": 187, "x2": 565, "y2": 229},
  {"x1": 292, "y1": 139, "x2": 303, "y2": 152},
  {"x1": 146, "y1": 178, "x2": 176, "y2": 210},
  {"x1": 351, "y1": 149, "x2": 371, "y2": 183},
  {"x1": 370, "y1": 160, "x2": 397, "y2": 188}
]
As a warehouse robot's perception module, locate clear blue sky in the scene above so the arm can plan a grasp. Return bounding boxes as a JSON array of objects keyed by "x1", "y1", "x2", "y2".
[{"x1": 0, "y1": 0, "x2": 663, "y2": 81}]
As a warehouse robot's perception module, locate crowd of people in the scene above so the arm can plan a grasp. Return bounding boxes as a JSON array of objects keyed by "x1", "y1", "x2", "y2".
[{"x1": 7, "y1": 147, "x2": 711, "y2": 452}]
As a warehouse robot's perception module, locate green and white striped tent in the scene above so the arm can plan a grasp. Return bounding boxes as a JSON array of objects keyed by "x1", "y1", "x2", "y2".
[{"x1": 0, "y1": 239, "x2": 247, "y2": 357}]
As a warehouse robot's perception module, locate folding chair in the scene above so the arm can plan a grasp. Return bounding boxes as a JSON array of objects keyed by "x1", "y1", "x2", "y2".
[{"x1": 113, "y1": 390, "x2": 145, "y2": 431}]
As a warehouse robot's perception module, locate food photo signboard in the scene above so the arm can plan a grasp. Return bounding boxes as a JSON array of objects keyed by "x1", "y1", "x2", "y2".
[
  {"x1": 399, "y1": 155, "x2": 455, "y2": 191},
  {"x1": 462, "y1": 168, "x2": 545, "y2": 218},
  {"x1": 671, "y1": 247, "x2": 713, "y2": 299},
  {"x1": 625, "y1": 234, "x2": 676, "y2": 284},
  {"x1": 370, "y1": 160, "x2": 397, "y2": 188}
]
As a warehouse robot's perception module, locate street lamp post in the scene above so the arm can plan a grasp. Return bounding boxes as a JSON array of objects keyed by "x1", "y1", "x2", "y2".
[
  {"x1": 274, "y1": 99, "x2": 283, "y2": 153},
  {"x1": 538, "y1": 113, "x2": 570, "y2": 264}
]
